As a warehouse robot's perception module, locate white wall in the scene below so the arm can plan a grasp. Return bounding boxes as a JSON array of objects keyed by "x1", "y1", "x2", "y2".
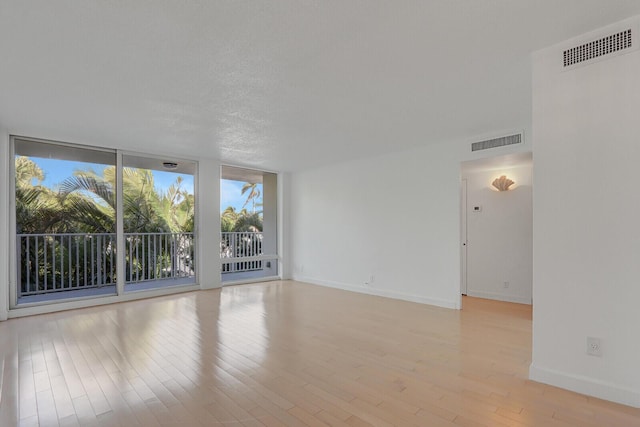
[
  {"x1": 463, "y1": 164, "x2": 532, "y2": 304},
  {"x1": 198, "y1": 158, "x2": 222, "y2": 290},
  {"x1": 290, "y1": 124, "x2": 531, "y2": 310},
  {"x1": 292, "y1": 139, "x2": 489, "y2": 309},
  {"x1": 531, "y1": 16, "x2": 640, "y2": 407},
  {"x1": 0, "y1": 129, "x2": 9, "y2": 321}
]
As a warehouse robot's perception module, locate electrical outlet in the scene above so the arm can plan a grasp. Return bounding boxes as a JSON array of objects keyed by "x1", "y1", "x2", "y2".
[
  {"x1": 370, "y1": 275, "x2": 375, "y2": 284},
  {"x1": 503, "y1": 281, "x2": 509, "y2": 289},
  {"x1": 587, "y1": 337, "x2": 602, "y2": 357}
]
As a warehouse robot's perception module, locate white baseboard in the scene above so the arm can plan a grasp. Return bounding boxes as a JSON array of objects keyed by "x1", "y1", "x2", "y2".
[
  {"x1": 466, "y1": 290, "x2": 531, "y2": 305},
  {"x1": 293, "y1": 275, "x2": 459, "y2": 310},
  {"x1": 529, "y1": 363, "x2": 640, "y2": 408},
  {"x1": 222, "y1": 276, "x2": 282, "y2": 287}
]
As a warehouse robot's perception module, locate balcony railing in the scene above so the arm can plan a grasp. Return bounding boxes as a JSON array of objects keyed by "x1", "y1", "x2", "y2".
[
  {"x1": 124, "y1": 232, "x2": 195, "y2": 284},
  {"x1": 220, "y1": 231, "x2": 263, "y2": 273},
  {"x1": 16, "y1": 230, "x2": 266, "y2": 299},
  {"x1": 17, "y1": 232, "x2": 195, "y2": 298}
]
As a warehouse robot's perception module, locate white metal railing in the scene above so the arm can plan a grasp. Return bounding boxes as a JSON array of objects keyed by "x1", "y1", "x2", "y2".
[
  {"x1": 220, "y1": 231, "x2": 263, "y2": 273},
  {"x1": 125, "y1": 232, "x2": 194, "y2": 284},
  {"x1": 17, "y1": 232, "x2": 194, "y2": 297}
]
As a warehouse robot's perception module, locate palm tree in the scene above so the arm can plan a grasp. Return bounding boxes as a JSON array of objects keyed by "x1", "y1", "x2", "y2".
[
  {"x1": 59, "y1": 167, "x2": 116, "y2": 233},
  {"x1": 232, "y1": 209, "x2": 262, "y2": 232},
  {"x1": 62, "y1": 167, "x2": 196, "y2": 280},
  {"x1": 14, "y1": 157, "x2": 64, "y2": 234},
  {"x1": 60, "y1": 167, "x2": 185, "y2": 233},
  {"x1": 157, "y1": 176, "x2": 195, "y2": 233},
  {"x1": 15, "y1": 156, "x2": 44, "y2": 188},
  {"x1": 15, "y1": 157, "x2": 95, "y2": 291},
  {"x1": 241, "y1": 182, "x2": 261, "y2": 213},
  {"x1": 16, "y1": 158, "x2": 196, "y2": 290},
  {"x1": 221, "y1": 206, "x2": 239, "y2": 232},
  {"x1": 220, "y1": 206, "x2": 262, "y2": 232}
]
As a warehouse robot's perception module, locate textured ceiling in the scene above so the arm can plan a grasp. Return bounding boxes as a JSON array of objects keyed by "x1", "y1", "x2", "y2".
[{"x1": 1, "y1": 1, "x2": 640, "y2": 172}]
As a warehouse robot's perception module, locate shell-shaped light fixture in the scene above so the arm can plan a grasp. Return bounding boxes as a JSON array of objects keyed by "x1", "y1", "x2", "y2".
[{"x1": 492, "y1": 175, "x2": 515, "y2": 191}]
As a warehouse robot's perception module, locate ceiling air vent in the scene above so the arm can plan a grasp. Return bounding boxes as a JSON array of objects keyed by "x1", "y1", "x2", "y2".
[
  {"x1": 471, "y1": 133, "x2": 522, "y2": 152},
  {"x1": 563, "y1": 29, "x2": 632, "y2": 68}
]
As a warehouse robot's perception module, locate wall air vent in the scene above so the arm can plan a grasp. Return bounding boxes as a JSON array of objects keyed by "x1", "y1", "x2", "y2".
[
  {"x1": 563, "y1": 29, "x2": 632, "y2": 68},
  {"x1": 471, "y1": 133, "x2": 522, "y2": 152}
]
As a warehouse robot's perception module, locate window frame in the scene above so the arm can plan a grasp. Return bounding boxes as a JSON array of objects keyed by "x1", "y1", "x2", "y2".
[{"x1": 9, "y1": 135, "x2": 200, "y2": 311}]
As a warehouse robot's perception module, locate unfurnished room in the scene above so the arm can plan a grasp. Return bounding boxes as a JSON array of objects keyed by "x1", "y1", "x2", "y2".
[{"x1": 2, "y1": 1, "x2": 640, "y2": 426}]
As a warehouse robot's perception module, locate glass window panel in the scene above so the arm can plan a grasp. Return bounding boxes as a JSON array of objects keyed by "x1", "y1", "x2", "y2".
[
  {"x1": 220, "y1": 166, "x2": 278, "y2": 284},
  {"x1": 14, "y1": 138, "x2": 117, "y2": 305},
  {"x1": 122, "y1": 154, "x2": 196, "y2": 292}
]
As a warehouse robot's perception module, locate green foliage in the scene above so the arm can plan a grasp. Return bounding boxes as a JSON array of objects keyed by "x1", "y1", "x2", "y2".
[
  {"x1": 220, "y1": 206, "x2": 262, "y2": 232},
  {"x1": 15, "y1": 157, "x2": 194, "y2": 234},
  {"x1": 15, "y1": 157, "x2": 64, "y2": 234},
  {"x1": 15, "y1": 157, "x2": 195, "y2": 293}
]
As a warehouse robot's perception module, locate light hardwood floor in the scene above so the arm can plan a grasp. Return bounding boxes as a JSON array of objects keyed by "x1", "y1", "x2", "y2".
[{"x1": 1, "y1": 281, "x2": 639, "y2": 426}]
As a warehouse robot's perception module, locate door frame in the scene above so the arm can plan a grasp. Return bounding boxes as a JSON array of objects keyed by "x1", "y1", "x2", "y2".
[{"x1": 461, "y1": 178, "x2": 468, "y2": 296}]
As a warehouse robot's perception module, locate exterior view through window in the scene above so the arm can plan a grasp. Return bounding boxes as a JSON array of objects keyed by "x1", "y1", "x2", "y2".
[
  {"x1": 12, "y1": 137, "x2": 196, "y2": 307},
  {"x1": 122, "y1": 155, "x2": 195, "y2": 292},
  {"x1": 221, "y1": 166, "x2": 278, "y2": 283},
  {"x1": 14, "y1": 138, "x2": 118, "y2": 304}
]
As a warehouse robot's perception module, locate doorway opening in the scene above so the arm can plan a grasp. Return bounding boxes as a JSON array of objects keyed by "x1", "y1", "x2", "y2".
[
  {"x1": 220, "y1": 166, "x2": 279, "y2": 284},
  {"x1": 460, "y1": 152, "x2": 533, "y2": 305}
]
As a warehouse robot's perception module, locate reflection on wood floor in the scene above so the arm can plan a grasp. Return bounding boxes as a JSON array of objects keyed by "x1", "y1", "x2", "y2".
[{"x1": 1, "y1": 281, "x2": 639, "y2": 426}]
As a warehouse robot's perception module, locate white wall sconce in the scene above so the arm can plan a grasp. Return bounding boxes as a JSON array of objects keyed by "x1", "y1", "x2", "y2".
[{"x1": 492, "y1": 175, "x2": 515, "y2": 191}]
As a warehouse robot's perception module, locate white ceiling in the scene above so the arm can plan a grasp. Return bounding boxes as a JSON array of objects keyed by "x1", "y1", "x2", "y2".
[{"x1": 1, "y1": 1, "x2": 640, "y2": 172}]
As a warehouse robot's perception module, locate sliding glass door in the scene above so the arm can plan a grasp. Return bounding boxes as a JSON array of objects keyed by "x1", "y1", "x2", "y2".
[
  {"x1": 11, "y1": 137, "x2": 197, "y2": 307},
  {"x1": 122, "y1": 155, "x2": 196, "y2": 292},
  {"x1": 13, "y1": 137, "x2": 118, "y2": 305}
]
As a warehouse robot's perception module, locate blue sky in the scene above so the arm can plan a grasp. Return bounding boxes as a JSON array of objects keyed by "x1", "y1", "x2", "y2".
[
  {"x1": 220, "y1": 179, "x2": 263, "y2": 213},
  {"x1": 28, "y1": 157, "x2": 194, "y2": 195},
  {"x1": 25, "y1": 157, "x2": 258, "y2": 213}
]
